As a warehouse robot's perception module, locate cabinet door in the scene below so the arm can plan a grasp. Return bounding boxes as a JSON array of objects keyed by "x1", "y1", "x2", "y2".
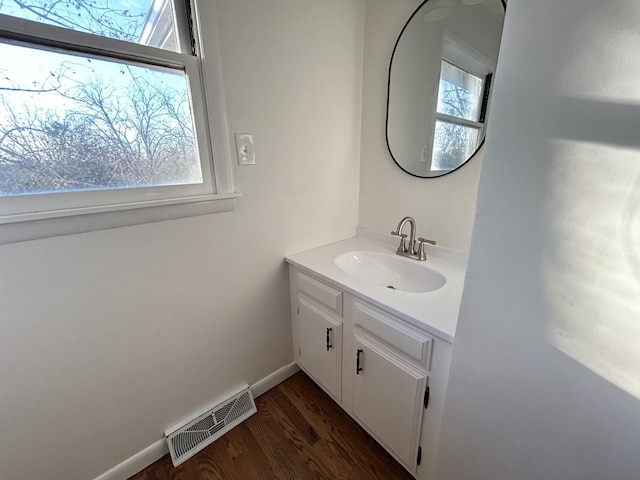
[
  {"x1": 352, "y1": 331, "x2": 427, "y2": 472},
  {"x1": 298, "y1": 296, "x2": 342, "y2": 401}
]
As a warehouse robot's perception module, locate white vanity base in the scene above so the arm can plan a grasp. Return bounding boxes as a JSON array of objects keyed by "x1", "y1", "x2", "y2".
[{"x1": 285, "y1": 233, "x2": 466, "y2": 479}]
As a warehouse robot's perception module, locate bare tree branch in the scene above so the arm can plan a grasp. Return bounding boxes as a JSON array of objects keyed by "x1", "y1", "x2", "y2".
[{"x1": 7, "y1": 0, "x2": 146, "y2": 41}]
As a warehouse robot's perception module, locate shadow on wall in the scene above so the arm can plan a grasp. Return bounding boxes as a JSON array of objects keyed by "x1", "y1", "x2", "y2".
[
  {"x1": 539, "y1": 97, "x2": 640, "y2": 401},
  {"x1": 437, "y1": 1, "x2": 640, "y2": 478},
  {"x1": 507, "y1": 0, "x2": 640, "y2": 404},
  {"x1": 623, "y1": 173, "x2": 640, "y2": 286}
]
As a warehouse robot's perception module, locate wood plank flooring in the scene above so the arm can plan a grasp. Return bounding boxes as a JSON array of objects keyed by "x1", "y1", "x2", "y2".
[{"x1": 129, "y1": 371, "x2": 414, "y2": 480}]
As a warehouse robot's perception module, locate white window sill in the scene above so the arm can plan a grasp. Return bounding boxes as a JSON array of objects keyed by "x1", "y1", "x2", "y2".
[{"x1": 0, "y1": 193, "x2": 240, "y2": 244}]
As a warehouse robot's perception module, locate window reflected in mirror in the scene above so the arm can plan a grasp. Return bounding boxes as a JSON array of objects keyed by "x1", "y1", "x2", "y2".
[{"x1": 386, "y1": 0, "x2": 505, "y2": 178}]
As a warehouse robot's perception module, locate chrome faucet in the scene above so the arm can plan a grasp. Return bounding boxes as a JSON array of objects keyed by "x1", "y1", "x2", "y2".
[{"x1": 391, "y1": 216, "x2": 436, "y2": 261}]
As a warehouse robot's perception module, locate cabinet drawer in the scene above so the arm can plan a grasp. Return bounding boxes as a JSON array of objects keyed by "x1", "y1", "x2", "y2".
[
  {"x1": 355, "y1": 301, "x2": 433, "y2": 369},
  {"x1": 298, "y1": 271, "x2": 343, "y2": 316}
]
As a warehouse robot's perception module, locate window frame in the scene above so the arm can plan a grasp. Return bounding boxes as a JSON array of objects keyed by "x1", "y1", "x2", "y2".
[
  {"x1": 0, "y1": 1, "x2": 237, "y2": 243},
  {"x1": 428, "y1": 30, "x2": 496, "y2": 175}
]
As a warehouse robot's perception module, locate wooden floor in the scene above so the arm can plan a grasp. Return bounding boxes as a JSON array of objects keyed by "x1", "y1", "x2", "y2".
[{"x1": 129, "y1": 371, "x2": 414, "y2": 480}]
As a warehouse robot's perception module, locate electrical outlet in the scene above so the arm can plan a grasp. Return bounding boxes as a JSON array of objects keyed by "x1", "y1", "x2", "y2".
[{"x1": 234, "y1": 133, "x2": 255, "y2": 165}]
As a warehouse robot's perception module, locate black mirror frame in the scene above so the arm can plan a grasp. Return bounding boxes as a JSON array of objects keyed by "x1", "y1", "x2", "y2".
[{"x1": 385, "y1": 0, "x2": 507, "y2": 179}]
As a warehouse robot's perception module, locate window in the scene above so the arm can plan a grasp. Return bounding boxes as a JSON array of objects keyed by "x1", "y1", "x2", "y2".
[
  {"x1": 430, "y1": 33, "x2": 494, "y2": 173},
  {"x1": 0, "y1": 0, "x2": 236, "y2": 242}
]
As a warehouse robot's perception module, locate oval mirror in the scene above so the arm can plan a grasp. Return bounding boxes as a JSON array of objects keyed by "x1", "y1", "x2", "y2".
[{"x1": 386, "y1": 0, "x2": 506, "y2": 178}]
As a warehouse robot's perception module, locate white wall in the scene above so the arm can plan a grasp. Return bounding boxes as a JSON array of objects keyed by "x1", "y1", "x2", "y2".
[
  {"x1": 436, "y1": 0, "x2": 640, "y2": 478},
  {"x1": 0, "y1": 2, "x2": 363, "y2": 479},
  {"x1": 358, "y1": 0, "x2": 485, "y2": 253}
]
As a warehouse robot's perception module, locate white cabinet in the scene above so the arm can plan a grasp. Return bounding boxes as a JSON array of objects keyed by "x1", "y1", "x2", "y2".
[
  {"x1": 289, "y1": 265, "x2": 452, "y2": 480},
  {"x1": 292, "y1": 271, "x2": 343, "y2": 402},
  {"x1": 352, "y1": 330, "x2": 427, "y2": 471},
  {"x1": 298, "y1": 297, "x2": 342, "y2": 401}
]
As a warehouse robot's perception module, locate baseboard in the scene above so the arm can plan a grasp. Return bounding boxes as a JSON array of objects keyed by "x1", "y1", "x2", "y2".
[
  {"x1": 250, "y1": 362, "x2": 300, "y2": 398},
  {"x1": 93, "y1": 362, "x2": 299, "y2": 480},
  {"x1": 93, "y1": 439, "x2": 168, "y2": 480}
]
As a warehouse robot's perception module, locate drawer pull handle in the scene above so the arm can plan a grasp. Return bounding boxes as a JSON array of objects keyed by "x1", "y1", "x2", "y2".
[
  {"x1": 356, "y1": 349, "x2": 363, "y2": 374},
  {"x1": 326, "y1": 328, "x2": 333, "y2": 351}
]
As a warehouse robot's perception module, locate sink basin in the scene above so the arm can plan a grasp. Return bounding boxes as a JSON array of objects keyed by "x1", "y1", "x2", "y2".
[{"x1": 334, "y1": 250, "x2": 446, "y2": 293}]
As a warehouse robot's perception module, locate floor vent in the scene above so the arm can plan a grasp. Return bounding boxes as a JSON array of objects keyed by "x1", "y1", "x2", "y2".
[{"x1": 165, "y1": 385, "x2": 257, "y2": 467}]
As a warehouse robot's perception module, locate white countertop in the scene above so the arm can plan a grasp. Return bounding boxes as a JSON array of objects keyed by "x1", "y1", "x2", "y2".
[{"x1": 284, "y1": 231, "x2": 468, "y2": 343}]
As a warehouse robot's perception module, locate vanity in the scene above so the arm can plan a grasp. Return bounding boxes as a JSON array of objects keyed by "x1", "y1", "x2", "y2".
[
  {"x1": 283, "y1": 0, "x2": 504, "y2": 473},
  {"x1": 285, "y1": 231, "x2": 467, "y2": 480}
]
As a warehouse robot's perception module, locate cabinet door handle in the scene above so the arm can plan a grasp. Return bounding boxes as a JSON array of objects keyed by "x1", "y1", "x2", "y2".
[
  {"x1": 356, "y1": 349, "x2": 363, "y2": 374},
  {"x1": 326, "y1": 327, "x2": 333, "y2": 351}
]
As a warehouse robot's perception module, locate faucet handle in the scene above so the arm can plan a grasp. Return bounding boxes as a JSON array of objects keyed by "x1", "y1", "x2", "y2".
[
  {"x1": 415, "y1": 237, "x2": 436, "y2": 261},
  {"x1": 417, "y1": 237, "x2": 436, "y2": 246},
  {"x1": 391, "y1": 230, "x2": 408, "y2": 252}
]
